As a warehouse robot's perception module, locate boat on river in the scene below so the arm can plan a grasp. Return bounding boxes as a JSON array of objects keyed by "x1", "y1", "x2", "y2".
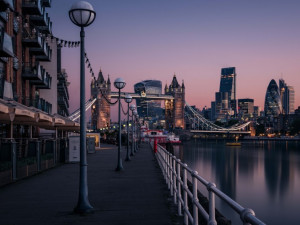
[{"x1": 225, "y1": 142, "x2": 241, "y2": 146}]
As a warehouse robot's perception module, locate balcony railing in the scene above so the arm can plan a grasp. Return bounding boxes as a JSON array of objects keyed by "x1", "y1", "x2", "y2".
[
  {"x1": 29, "y1": 39, "x2": 48, "y2": 56},
  {"x1": 35, "y1": 72, "x2": 51, "y2": 89},
  {"x1": 22, "y1": 62, "x2": 43, "y2": 81},
  {"x1": 58, "y1": 96, "x2": 69, "y2": 109},
  {"x1": 22, "y1": 28, "x2": 43, "y2": 48},
  {"x1": 22, "y1": 0, "x2": 42, "y2": 16},
  {"x1": 37, "y1": 14, "x2": 52, "y2": 34},
  {"x1": 29, "y1": 9, "x2": 47, "y2": 26},
  {"x1": 0, "y1": 27, "x2": 14, "y2": 57},
  {"x1": 35, "y1": 43, "x2": 51, "y2": 61}
]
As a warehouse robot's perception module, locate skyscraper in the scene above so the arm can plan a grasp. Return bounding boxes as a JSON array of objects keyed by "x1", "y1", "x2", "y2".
[
  {"x1": 212, "y1": 67, "x2": 237, "y2": 121},
  {"x1": 279, "y1": 79, "x2": 295, "y2": 114},
  {"x1": 219, "y1": 67, "x2": 237, "y2": 116},
  {"x1": 264, "y1": 79, "x2": 282, "y2": 118},
  {"x1": 238, "y1": 98, "x2": 254, "y2": 121}
]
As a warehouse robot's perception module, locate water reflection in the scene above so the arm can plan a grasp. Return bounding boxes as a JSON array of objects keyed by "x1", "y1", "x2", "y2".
[{"x1": 180, "y1": 140, "x2": 300, "y2": 225}]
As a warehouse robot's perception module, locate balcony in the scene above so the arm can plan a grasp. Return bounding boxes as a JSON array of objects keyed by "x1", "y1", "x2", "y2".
[
  {"x1": 22, "y1": 62, "x2": 43, "y2": 81},
  {"x1": 22, "y1": 28, "x2": 43, "y2": 48},
  {"x1": 0, "y1": 27, "x2": 13, "y2": 57},
  {"x1": 0, "y1": 0, "x2": 14, "y2": 11},
  {"x1": 42, "y1": 0, "x2": 51, "y2": 7},
  {"x1": 35, "y1": 71, "x2": 51, "y2": 89},
  {"x1": 30, "y1": 9, "x2": 47, "y2": 26},
  {"x1": 35, "y1": 43, "x2": 51, "y2": 61},
  {"x1": 22, "y1": 0, "x2": 42, "y2": 16},
  {"x1": 30, "y1": 39, "x2": 48, "y2": 56},
  {"x1": 37, "y1": 15, "x2": 52, "y2": 34}
]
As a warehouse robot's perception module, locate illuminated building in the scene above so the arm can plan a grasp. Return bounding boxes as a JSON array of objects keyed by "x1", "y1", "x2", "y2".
[
  {"x1": 165, "y1": 75, "x2": 185, "y2": 130},
  {"x1": 90, "y1": 70, "x2": 111, "y2": 130}
]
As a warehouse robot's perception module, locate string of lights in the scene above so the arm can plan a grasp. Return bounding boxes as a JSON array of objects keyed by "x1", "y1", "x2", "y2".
[
  {"x1": 121, "y1": 102, "x2": 129, "y2": 116},
  {"x1": 12, "y1": 10, "x2": 81, "y2": 48}
]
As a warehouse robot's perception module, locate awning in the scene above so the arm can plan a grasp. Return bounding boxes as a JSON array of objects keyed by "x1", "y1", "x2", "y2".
[{"x1": 0, "y1": 100, "x2": 15, "y2": 123}]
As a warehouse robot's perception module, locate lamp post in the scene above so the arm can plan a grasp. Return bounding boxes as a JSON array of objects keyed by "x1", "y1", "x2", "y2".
[
  {"x1": 69, "y1": 1, "x2": 96, "y2": 214},
  {"x1": 114, "y1": 78, "x2": 126, "y2": 171},
  {"x1": 124, "y1": 95, "x2": 132, "y2": 161},
  {"x1": 133, "y1": 110, "x2": 138, "y2": 154},
  {"x1": 129, "y1": 104, "x2": 136, "y2": 156}
]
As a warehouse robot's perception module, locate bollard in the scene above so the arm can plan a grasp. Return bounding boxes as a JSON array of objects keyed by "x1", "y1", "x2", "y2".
[{"x1": 154, "y1": 138, "x2": 157, "y2": 153}]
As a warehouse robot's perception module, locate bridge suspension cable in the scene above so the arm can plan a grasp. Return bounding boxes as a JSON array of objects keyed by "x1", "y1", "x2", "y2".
[
  {"x1": 185, "y1": 101, "x2": 250, "y2": 131},
  {"x1": 68, "y1": 98, "x2": 97, "y2": 121}
]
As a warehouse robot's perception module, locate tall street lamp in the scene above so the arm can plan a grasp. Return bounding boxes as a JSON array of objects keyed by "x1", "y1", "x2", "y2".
[
  {"x1": 69, "y1": 1, "x2": 96, "y2": 214},
  {"x1": 124, "y1": 94, "x2": 132, "y2": 161},
  {"x1": 133, "y1": 109, "x2": 138, "y2": 154},
  {"x1": 114, "y1": 78, "x2": 126, "y2": 171},
  {"x1": 129, "y1": 104, "x2": 136, "y2": 156}
]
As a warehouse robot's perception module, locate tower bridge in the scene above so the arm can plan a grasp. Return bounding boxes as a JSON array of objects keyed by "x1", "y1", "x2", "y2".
[{"x1": 68, "y1": 71, "x2": 251, "y2": 134}]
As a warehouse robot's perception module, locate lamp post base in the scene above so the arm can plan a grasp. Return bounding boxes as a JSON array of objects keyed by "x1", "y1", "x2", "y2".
[
  {"x1": 74, "y1": 201, "x2": 94, "y2": 215},
  {"x1": 125, "y1": 156, "x2": 131, "y2": 161},
  {"x1": 115, "y1": 166, "x2": 124, "y2": 171}
]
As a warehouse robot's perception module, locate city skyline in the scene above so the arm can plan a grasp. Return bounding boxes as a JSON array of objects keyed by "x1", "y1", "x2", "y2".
[{"x1": 48, "y1": 0, "x2": 300, "y2": 120}]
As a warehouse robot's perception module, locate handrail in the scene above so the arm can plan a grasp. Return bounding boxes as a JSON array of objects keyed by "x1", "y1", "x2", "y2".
[{"x1": 152, "y1": 142, "x2": 266, "y2": 225}]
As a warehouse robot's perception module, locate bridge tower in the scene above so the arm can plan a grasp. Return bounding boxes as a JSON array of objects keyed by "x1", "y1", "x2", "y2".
[
  {"x1": 165, "y1": 74, "x2": 185, "y2": 130},
  {"x1": 91, "y1": 70, "x2": 111, "y2": 130}
]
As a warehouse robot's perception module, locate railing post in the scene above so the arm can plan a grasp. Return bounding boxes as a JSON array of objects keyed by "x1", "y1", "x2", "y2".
[
  {"x1": 170, "y1": 155, "x2": 174, "y2": 196},
  {"x1": 183, "y1": 164, "x2": 188, "y2": 225},
  {"x1": 207, "y1": 183, "x2": 217, "y2": 225},
  {"x1": 192, "y1": 171, "x2": 199, "y2": 225},
  {"x1": 173, "y1": 156, "x2": 177, "y2": 204},
  {"x1": 167, "y1": 153, "x2": 170, "y2": 189},
  {"x1": 241, "y1": 208, "x2": 255, "y2": 225},
  {"x1": 177, "y1": 159, "x2": 182, "y2": 216}
]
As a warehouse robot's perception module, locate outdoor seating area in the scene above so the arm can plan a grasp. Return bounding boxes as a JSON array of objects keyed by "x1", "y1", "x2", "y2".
[{"x1": 0, "y1": 98, "x2": 80, "y2": 187}]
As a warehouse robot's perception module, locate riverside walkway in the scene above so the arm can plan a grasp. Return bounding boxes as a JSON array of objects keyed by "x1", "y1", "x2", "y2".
[{"x1": 0, "y1": 143, "x2": 181, "y2": 225}]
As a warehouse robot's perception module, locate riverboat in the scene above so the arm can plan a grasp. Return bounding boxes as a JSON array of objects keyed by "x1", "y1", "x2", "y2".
[{"x1": 141, "y1": 129, "x2": 181, "y2": 144}]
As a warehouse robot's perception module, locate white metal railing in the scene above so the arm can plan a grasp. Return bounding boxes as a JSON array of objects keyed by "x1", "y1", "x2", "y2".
[{"x1": 153, "y1": 143, "x2": 266, "y2": 225}]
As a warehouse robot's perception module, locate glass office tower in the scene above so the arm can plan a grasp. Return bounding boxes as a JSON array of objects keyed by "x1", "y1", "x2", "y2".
[
  {"x1": 134, "y1": 80, "x2": 163, "y2": 120},
  {"x1": 219, "y1": 67, "x2": 237, "y2": 116},
  {"x1": 264, "y1": 79, "x2": 282, "y2": 118}
]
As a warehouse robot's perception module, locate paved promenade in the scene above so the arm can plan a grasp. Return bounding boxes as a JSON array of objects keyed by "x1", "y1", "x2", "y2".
[{"x1": 0, "y1": 143, "x2": 182, "y2": 225}]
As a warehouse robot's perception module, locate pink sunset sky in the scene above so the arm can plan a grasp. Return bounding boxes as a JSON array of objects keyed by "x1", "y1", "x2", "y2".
[{"x1": 48, "y1": 0, "x2": 300, "y2": 121}]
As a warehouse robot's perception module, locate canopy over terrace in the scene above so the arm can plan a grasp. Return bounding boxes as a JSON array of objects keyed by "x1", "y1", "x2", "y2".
[{"x1": 0, "y1": 99, "x2": 79, "y2": 137}]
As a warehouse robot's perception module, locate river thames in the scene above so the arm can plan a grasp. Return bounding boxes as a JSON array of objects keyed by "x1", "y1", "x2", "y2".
[{"x1": 172, "y1": 140, "x2": 300, "y2": 225}]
